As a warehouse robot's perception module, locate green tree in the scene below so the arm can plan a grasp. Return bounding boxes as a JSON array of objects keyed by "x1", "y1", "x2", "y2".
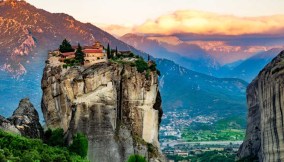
[
  {"x1": 0, "y1": 130, "x2": 87, "y2": 162},
  {"x1": 75, "y1": 43, "x2": 85, "y2": 64},
  {"x1": 107, "y1": 43, "x2": 111, "y2": 59},
  {"x1": 47, "y1": 128, "x2": 65, "y2": 147},
  {"x1": 59, "y1": 39, "x2": 74, "y2": 53},
  {"x1": 68, "y1": 133, "x2": 88, "y2": 158},
  {"x1": 127, "y1": 154, "x2": 147, "y2": 162}
]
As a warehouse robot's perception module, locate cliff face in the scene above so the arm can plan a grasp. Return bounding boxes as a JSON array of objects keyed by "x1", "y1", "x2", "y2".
[
  {"x1": 237, "y1": 51, "x2": 284, "y2": 162},
  {"x1": 41, "y1": 59, "x2": 163, "y2": 162}
]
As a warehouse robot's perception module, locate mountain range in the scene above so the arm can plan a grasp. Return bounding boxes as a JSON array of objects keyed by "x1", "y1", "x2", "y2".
[
  {"x1": 121, "y1": 33, "x2": 220, "y2": 76},
  {"x1": 223, "y1": 48, "x2": 283, "y2": 82},
  {"x1": 120, "y1": 33, "x2": 284, "y2": 82},
  {"x1": 0, "y1": 1, "x2": 248, "y2": 128}
]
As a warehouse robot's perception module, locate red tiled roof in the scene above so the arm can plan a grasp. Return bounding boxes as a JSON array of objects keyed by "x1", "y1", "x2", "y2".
[
  {"x1": 61, "y1": 52, "x2": 75, "y2": 57},
  {"x1": 83, "y1": 49, "x2": 103, "y2": 53}
]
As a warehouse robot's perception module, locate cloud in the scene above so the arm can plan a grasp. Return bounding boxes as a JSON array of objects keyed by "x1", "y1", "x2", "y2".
[
  {"x1": 99, "y1": 24, "x2": 134, "y2": 37},
  {"x1": 133, "y1": 10, "x2": 284, "y2": 35}
]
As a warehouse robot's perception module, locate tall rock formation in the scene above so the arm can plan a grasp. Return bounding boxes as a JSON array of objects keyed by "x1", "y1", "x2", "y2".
[
  {"x1": 41, "y1": 57, "x2": 163, "y2": 162},
  {"x1": 0, "y1": 98, "x2": 43, "y2": 138},
  {"x1": 237, "y1": 51, "x2": 284, "y2": 162}
]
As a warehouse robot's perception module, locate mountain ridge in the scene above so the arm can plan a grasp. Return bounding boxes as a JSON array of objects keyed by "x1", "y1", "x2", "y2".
[{"x1": 0, "y1": 1, "x2": 248, "y2": 145}]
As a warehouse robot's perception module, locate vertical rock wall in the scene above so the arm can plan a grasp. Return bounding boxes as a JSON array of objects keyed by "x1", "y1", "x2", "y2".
[
  {"x1": 238, "y1": 51, "x2": 284, "y2": 162},
  {"x1": 41, "y1": 62, "x2": 163, "y2": 162}
]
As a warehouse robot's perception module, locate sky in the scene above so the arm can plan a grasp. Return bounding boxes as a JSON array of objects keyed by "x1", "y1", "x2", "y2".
[
  {"x1": 25, "y1": 0, "x2": 284, "y2": 64},
  {"x1": 26, "y1": 0, "x2": 284, "y2": 27}
]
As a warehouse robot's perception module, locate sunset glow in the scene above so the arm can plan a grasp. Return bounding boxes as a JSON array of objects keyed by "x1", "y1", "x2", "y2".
[{"x1": 133, "y1": 10, "x2": 284, "y2": 36}]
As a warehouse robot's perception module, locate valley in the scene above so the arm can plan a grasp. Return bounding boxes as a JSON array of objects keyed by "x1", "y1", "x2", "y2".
[{"x1": 1, "y1": 1, "x2": 284, "y2": 161}]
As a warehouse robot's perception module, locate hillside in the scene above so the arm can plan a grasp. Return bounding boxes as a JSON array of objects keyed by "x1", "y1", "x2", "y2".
[
  {"x1": 0, "y1": 0, "x2": 248, "y2": 122},
  {"x1": 0, "y1": 1, "x2": 147, "y2": 77},
  {"x1": 225, "y1": 48, "x2": 283, "y2": 82},
  {"x1": 0, "y1": 1, "x2": 248, "y2": 145},
  {"x1": 157, "y1": 59, "x2": 247, "y2": 117},
  {"x1": 0, "y1": 0, "x2": 147, "y2": 116}
]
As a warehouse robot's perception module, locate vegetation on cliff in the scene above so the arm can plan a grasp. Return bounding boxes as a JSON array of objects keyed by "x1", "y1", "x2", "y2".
[
  {"x1": 68, "y1": 133, "x2": 88, "y2": 158},
  {"x1": 127, "y1": 154, "x2": 147, "y2": 162},
  {"x1": 44, "y1": 128, "x2": 88, "y2": 158},
  {"x1": 0, "y1": 130, "x2": 88, "y2": 162},
  {"x1": 110, "y1": 52, "x2": 160, "y2": 79}
]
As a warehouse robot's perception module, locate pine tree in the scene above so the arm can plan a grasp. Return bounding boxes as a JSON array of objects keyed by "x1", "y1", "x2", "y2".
[
  {"x1": 75, "y1": 43, "x2": 85, "y2": 64},
  {"x1": 147, "y1": 54, "x2": 150, "y2": 62},
  {"x1": 116, "y1": 46, "x2": 118, "y2": 55},
  {"x1": 107, "y1": 43, "x2": 111, "y2": 59},
  {"x1": 59, "y1": 39, "x2": 74, "y2": 53}
]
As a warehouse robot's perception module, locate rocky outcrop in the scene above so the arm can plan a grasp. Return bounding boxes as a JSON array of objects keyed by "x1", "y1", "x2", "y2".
[
  {"x1": 0, "y1": 115, "x2": 20, "y2": 134},
  {"x1": 0, "y1": 98, "x2": 43, "y2": 138},
  {"x1": 237, "y1": 51, "x2": 284, "y2": 162},
  {"x1": 41, "y1": 61, "x2": 163, "y2": 162}
]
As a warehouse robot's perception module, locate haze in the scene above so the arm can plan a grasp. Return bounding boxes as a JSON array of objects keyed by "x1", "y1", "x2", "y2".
[{"x1": 25, "y1": 0, "x2": 284, "y2": 64}]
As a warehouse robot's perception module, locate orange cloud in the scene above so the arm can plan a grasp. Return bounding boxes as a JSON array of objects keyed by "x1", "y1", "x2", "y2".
[
  {"x1": 99, "y1": 24, "x2": 134, "y2": 37},
  {"x1": 133, "y1": 10, "x2": 284, "y2": 35}
]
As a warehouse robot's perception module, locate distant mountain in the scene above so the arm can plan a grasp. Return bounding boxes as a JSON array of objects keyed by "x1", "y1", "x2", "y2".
[
  {"x1": 0, "y1": 1, "x2": 147, "y2": 77},
  {"x1": 0, "y1": 1, "x2": 248, "y2": 126},
  {"x1": 0, "y1": 1, "x2": 148, "y2": 116},
  {"x1": 120, "y1": 33, "x2": 220, "y2": 76},
  {"x1": 157, "y1": 59, "x2": 247, "y2": 118},
  {"x1": 225, "y1": 48, "x2": 283, "y2": 82},
  {"x1": 120, "y1": 34, "x2": 284, "y2": 82}
]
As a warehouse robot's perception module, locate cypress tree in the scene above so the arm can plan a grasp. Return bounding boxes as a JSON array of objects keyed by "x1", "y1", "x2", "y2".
[
  {"x1": 75, "y1": 43, "x2": 85, "y2": 64},
  {"x1": 107, "y1": 43, "x2": 111, "y2": 59}
]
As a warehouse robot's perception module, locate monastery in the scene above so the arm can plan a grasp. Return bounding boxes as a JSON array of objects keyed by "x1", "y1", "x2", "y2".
[{"x1": 57, "y1": 41, "x2": 107, "y2": 64}]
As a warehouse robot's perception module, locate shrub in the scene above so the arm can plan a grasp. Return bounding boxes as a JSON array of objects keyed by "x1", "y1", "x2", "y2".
[
  {"x1": 129, "y1": 52, "x2": 134, "y2": 57},
  {"x1": 45, "y1": 128, "x2": 65, "y2": 147},
  {"x1": 127, "y1": 154, "x2": 147, "y2": 162},
  {"x1": 146, "y1": 69, "x2": 150, "y2": 80},
  {"x1": 64, "y1": 59, "x2": 71, "y2": 64},
  {"x1": 135, "y1": 58, "x2": 148, "y2": 73},
  {"x1": 149, "y1": 62, "x2": 157, "y2": 71},
  {"x1": 68, "y1": 133, "x2": 88, "y2": 158},
  {"x1": 0, "y1": 130, "x2": 87, "y2": 162}
]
